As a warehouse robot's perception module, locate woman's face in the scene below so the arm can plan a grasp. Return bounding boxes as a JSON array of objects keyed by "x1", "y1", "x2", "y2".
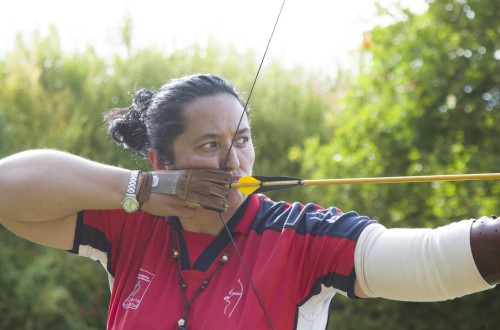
[{"x1": 168, "y1": 93, "x2": 255, "y2": 207}]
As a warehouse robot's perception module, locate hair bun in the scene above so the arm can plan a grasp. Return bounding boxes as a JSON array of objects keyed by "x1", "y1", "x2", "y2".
[
  {"x1": 104, "y1": 89, "x2": 154, "y2": 156},
  {"x1": 133, "y1": 89, "x2": 154, "y2": 114}
]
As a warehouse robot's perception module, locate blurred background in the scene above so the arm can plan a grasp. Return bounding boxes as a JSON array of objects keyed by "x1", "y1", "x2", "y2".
[{"x1": 0, "y1": 0, "x2": 499, "y2": 329}]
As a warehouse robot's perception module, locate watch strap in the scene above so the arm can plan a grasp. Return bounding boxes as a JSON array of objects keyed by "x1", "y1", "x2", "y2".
[{"x1": 125, "y1": 170, "x2": 141, "y2": 196}]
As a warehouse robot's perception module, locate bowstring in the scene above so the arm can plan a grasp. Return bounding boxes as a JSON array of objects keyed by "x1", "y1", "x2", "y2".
[
  {"x1": 218, "y1": 213, "x2": 274, "y2": 329},
  {"x1": 218, "y1": 1, "x2": 287, "y2": 329},
  {"x1": 221, "y1": 0, "x2": 287, "y2": 170}
]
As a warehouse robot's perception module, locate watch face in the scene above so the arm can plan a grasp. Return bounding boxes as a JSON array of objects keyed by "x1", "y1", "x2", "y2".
[{"x1": 122, "y1": 197, "x2": 139, "y2": 213}]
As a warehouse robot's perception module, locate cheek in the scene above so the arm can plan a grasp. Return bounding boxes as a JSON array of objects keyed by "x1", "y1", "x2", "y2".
[
  {"x1": 170, "y1": 147, "x2": 219, "y2": 169},
  {"x1": 244, "y1": 147, "x2": 255, "y2": 171}
]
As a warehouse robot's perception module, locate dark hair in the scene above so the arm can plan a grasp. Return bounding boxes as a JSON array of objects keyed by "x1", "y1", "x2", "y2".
[{"x1": 105, "y1": 73, "x2": 247, "y2": 163}]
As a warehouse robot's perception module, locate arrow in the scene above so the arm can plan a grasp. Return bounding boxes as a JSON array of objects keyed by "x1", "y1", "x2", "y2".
[{"x1": 229, "y1": 173, "x2": 500, "y2": 194}]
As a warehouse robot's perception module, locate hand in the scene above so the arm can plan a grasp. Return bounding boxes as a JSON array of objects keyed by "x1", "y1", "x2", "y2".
[{"x1": 149, "y1": 169, "x2": 233, "y2": 213}]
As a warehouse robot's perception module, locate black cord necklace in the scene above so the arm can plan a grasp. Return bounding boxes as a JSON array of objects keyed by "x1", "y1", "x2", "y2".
[{"x1": 171, "y1": 226, "x2": 230, "y2": 330}]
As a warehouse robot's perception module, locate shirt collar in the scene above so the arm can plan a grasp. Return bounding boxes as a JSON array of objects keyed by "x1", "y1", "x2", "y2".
[
  {"x1": 232, "y1": 194, "x2": 261, "y2": 235},
  {"x1": 165, "y1": 194, "x2": 261, "y2": 236}
]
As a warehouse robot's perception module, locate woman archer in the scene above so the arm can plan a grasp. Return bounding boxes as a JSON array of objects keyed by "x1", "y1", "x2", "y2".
[{"x1": 0, "y1": 73, "x2": 498, "y2": 329}]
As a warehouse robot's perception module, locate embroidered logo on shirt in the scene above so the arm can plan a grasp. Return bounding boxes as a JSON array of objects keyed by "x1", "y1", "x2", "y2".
[
  {"x1": 308, "y1": 208, "x2": 340, "y2": 222},
  {"x1": 223, "y1": 279, "x2": 243, "y2": 318},
  {"x1": 122, "y1": 269, "x2": 155, "y2": 310}
]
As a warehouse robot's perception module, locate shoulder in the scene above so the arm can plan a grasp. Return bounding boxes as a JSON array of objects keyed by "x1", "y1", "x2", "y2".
[
  {"x1": 75, "y1": 209, "x2": 166, "y2": 248},
  {"x1": 80, "y1": 209, "x2": 159, "y2": 230},
  {"x1": 252, "y1": 194, "x2": 376, "y2": 239}
]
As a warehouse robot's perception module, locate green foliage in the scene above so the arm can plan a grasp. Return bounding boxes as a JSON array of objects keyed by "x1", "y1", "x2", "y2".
[
  {"x1": 294, "y1": 0, "x2": 500, "y2": 328},
  {"x1": 0, "y1": 229, "x2": 109, "y2": 329},
  {"x1": 298, "y1": 0, "x2": 499, "y2": 226}
]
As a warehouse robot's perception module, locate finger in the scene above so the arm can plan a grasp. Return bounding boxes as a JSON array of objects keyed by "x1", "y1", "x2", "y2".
[
  {"x1": 194, "y1": 170, "x2": 233, "y2": 185},
  {"x1": 169, "y1": 197, "x2": 197, "y2": 217},
  {"x1": 208, "y1": 185, "x2": 229, "y2": 199},
  {"x1": 197, "y1": 195, "x2": 229, "y2": 213},
  {"x1": 188, "y1": 191, "x2": 228, "y2": 211},
  {"x1": 203, "y1": 205, "x2": 227, "y2": 213},
  {"x1": 191, "y1": 181, "x2": 229, "y2": 198}
]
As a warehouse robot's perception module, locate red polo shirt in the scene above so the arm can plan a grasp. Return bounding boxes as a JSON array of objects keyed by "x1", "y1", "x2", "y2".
[{"x1": 72, "y1": 194, "x2": 374, "y2": 329}]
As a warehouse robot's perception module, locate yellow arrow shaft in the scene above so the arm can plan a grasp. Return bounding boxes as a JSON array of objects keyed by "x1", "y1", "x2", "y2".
[{"x1": 230, "y1": 173, "x2": 500, "y2": 189}]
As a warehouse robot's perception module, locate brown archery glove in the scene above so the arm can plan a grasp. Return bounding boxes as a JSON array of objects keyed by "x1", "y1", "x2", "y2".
[{"x1": 149, "y1": 169, "x2": 233, "y2": 213}]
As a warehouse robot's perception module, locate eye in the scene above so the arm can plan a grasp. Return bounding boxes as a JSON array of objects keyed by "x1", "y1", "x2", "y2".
[
  {"x1": 236, "y1": 136, "x2": 250, "y2": 146},
  {"x1": 202, "y1": 141, "x2": 218, "y2": 150}
]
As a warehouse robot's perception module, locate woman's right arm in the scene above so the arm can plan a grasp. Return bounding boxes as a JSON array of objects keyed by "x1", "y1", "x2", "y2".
[
  {"x1": 0, "y1": 149, "x2": 232, "y2": 250},
  {"x1": 0, "y1": 149, "x2": 131, "y2": 250}
]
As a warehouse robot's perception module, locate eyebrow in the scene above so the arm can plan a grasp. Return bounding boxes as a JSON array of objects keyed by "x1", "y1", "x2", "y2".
[{"x1": 193, "y1": 128, "x2": 251, "y2": 144}]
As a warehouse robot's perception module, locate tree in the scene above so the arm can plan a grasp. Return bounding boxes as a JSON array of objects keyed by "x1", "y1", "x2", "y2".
[{"x1": 294, "y1": 0, "x2": 500, "y2": 328}]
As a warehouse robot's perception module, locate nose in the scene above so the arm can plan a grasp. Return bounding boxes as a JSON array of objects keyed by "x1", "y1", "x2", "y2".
[{"x1": 220, "y1": 146, "x2": 240, "y2": 172}]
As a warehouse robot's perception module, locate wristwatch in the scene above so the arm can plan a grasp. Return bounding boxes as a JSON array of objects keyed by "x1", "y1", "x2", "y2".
[{"x1": 121, "y1": 170, "x2": 141, "y2": 213}]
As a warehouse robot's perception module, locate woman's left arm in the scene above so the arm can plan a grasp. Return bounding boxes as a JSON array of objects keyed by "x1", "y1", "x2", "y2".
[{"x1": 354, "y1": 217, "x2": 498, "y2": 301}]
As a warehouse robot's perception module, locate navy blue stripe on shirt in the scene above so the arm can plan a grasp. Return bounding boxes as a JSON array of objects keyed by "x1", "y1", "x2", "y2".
[
  {"x1": 69, "y1": 211, "x2": 85, "y2": 254},
  {"x1": 252, "y1": 199, "x2": 374, "y2": 240},
  {"x1": 72, "y1": 211, "x2": 115, "y2": 276},
  {"x1": 167, "y1": 197, "x2": 252, "y2": 272}
]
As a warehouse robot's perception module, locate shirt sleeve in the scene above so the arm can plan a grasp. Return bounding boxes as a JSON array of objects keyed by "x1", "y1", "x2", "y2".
[
  {"x1": 354, "y1": 220, "x2": 493, "y2": 301},
  {"x1": 69, "y1": 209, "x2": 156, "y2": 277},
  {"x1": 279, "y1": 203, "x2": 376, "y2": 300}
]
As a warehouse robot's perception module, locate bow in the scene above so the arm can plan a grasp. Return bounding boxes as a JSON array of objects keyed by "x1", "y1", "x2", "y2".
[{"x1": 216, "y1": 1, "x2": 287, "y2": 329}]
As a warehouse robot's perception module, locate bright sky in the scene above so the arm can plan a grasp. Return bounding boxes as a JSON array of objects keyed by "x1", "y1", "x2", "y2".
[{"x1": 0, "y1": 0, "x2": 427, "y2": 74}]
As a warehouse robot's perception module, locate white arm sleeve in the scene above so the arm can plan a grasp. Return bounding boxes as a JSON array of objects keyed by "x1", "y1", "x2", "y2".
[{"x1": 355, "y1": 220, "x2": 494, "y2": 301}]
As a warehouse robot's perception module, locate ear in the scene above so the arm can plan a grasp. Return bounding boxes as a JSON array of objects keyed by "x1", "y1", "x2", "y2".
[{"x1": 148, "y1": 148, "x2": 170, "y2": 170}]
